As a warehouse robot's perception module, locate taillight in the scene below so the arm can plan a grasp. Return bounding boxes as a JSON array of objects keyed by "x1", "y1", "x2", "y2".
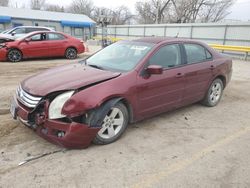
[{"x1": 81, "y1": 41, "x2": 89, "y2": 52}]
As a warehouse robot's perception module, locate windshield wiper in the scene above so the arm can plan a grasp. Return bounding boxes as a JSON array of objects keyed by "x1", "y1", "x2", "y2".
[{"x1": 87, "y1": 64, "x2": 104, "y2": 70}]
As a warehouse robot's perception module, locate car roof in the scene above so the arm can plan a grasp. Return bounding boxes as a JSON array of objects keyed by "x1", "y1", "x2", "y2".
[
  {"x1": 13, "y1": 26, "x2": 52, "y2": 29},
  {"x1": 26, "y1": 31, "x2": 64, "y2": 35},
  {"x1": 133, "y1": 37, "x2": 199, "y2": 44}
]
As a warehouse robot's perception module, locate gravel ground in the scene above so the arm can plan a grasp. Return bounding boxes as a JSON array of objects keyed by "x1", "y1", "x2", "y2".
[{"x1": 0, "y1": 50, "x2": 250, "y2": 188}]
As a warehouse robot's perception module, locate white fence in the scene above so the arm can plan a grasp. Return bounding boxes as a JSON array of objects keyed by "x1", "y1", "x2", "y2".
[{"x1": 96, "y1": 22, "x2": 250, "y2": 48}]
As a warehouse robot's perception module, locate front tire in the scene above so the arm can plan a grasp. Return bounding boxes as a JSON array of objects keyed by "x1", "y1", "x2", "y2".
[
  {"x1": 7, "y1": 49, "x2": 22, "y2": 62},
  {"x1": 92, "y1": 102, "x2": 129, "y2": 145},
  {"x1": 65, "y1": 47, "x2": 77, "y2": 59},
  {"x1": 202, "y1": 78, "x2": 224, "y2": 107}
]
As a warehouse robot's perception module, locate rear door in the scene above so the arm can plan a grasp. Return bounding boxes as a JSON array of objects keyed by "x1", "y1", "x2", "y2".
[
  {"x1": 181, "y1": 43, "x2": 214, "y2": 105},
  {"x1": 136, "y1": 43, "x2": 186, "y2": 118},
  {"x1": 47, "y1": 33, "x2": 68, "y2": 56}
]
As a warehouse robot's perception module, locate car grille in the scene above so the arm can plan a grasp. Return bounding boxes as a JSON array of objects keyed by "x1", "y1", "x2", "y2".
[{"x1": 16, "y1": 85, "x2": 42, "y2": 108}]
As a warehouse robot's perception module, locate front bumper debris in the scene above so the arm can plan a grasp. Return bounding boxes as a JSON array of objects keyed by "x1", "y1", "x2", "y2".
[{"x1": 11, "y1": 96, "x2": 100, "y2": 149}]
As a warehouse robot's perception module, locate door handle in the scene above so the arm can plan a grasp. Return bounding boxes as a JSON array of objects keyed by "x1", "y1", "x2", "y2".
[
  {"x1": 175, "y1": 73, "x2": 184, "y2": 78},
  {"x1": 210, "y1": 65, "x2": 215, "y2": 70}
]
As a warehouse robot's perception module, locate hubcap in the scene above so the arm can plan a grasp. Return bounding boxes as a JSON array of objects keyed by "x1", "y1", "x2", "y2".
[
  {"x1": 98, "y1": 107, "x2": 124, "y2": 139},
  {"x1": 209, "y1": 82, "x2": 222, "y2": 104}
]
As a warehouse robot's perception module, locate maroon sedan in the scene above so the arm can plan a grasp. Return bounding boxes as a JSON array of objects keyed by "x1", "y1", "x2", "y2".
[
  {"x1": 10, "y1": 37, "x2": 232, "y2": 148},
  {"x1": 0, "y1": 31, "x2": 86, "y2": 62}
]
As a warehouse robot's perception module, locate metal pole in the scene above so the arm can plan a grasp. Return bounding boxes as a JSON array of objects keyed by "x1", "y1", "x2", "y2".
[
  {"x1": 223, "y1": 25, "x2": 228, "y2": 45},
  {"x1": 164, "y1": 26, "x2": 167, "y2": 37},
  {"x1": 190, "y1": 25, "x2": 193, "y2": 39},
  {"x1": 102, "y1": 21, "x2": 104, "y2": 48}
]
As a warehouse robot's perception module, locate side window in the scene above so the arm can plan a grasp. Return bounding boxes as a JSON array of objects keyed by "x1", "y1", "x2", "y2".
[
  {"x1": 48, "y1": 33, "x2": 65, "y2": 40},
  {"x1": 184, "y1": 43, "x2": 212, "y2": 64},
  {"x1": 12, "y1": 28, "x2": 26, "y2": 34},
  {"x1": 30, "y1": 33, "x2": 47, "y2": 41},
  {"x1": 149, "y1": 44, "x2": 181, "y2": 68}
]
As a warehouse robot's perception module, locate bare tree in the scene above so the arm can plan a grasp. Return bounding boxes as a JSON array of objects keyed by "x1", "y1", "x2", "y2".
[
  {"x1": 135, "y1": 0, "x2": 234, "y2": 23},
  {"x1": 92, "y1": 6, "x2": 113, "y2": 19},
  {"x1": 68, "y1": 0, "x2": 94, "y2": 17},
  {"x1": 112, "y1": 6, "x2": 134, "y2": 25},
  {"x1": 135, "y1": 1, "x2": 155, "y2": 24},
  {"x1": 0, "y1": 0, "x2": 9, "y2": 6},
  {"x1": 170, "y1": 0, "x2": 207, "y2": 23},
  {"x1": 45, "y1": 4, "x2": 65, "y2": 12},
  {"x1": 135, "y1": 0, "x2": 172, "y2": 24},
  {"x1": 30, "y1": 0, "x2": 46, "y2": 10},
  {"x1": 199, "y1": 0, "x2": 235, "y2": 22},
  {"x1": 92, "y1": 6, "x2": 134, "y2": 25}
]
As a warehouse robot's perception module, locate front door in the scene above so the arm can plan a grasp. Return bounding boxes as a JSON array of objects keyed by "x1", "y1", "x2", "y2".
[
  {"x1": 136, "y1": 44, "x2": 185, "y2": 119},
  {"x1": 20, "y1": 33, "x2": 49, "y2": 58}
]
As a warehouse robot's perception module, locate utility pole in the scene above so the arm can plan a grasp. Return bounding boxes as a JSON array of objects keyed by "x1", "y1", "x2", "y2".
[{"x1": 96, "y1": 15, "x2": 112, "y2": 48}]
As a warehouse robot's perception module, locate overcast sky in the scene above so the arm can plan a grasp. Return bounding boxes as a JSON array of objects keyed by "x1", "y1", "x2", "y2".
[{"x1": 10, "y1": 0, "x2": 250, "y2": 21}]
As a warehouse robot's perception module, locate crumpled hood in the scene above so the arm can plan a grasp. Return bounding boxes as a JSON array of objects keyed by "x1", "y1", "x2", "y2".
[
  {"x1": 0, "y1": 34, "x2": 15, "y2": 43},
  {"x1": 21, "y1": 63, "x2": 121, "y2": 96}
]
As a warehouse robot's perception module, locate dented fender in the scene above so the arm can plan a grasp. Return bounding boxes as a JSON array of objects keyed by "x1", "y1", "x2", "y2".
[
  {"x1": 87, "y1": 97, "x2": 123, "y2": 127},
  {"x1": 61, "y1": 73, "x2": 137, "y2": 119}
]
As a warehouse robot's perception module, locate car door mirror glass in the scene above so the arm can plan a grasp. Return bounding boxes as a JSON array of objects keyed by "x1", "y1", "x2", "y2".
[
  {"x1": 11, "y1": 31, "x2": 16, "y2": 36},
  {"x1": 146, "y1": 65, "x2": 163, "y2": 75}
]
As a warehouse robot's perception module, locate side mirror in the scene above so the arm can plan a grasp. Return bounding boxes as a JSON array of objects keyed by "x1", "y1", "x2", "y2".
[
  {"x1": 11, "y1": 31, "x2": 16, "y2": 36},
  {"x1": 146, "y1": 65, "x2": 163, "y2": 75},
  {"x1": 25, "y1": 38, "x2": 31, "y2": 42}
]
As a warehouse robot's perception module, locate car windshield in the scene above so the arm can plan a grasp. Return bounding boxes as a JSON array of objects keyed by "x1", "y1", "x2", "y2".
[
  {"x1": 86, "y1": 41, "x2": 154, "y2": 72},
  {"x1": 1, "y1": 29, "x2": 11, "y2": 34}
]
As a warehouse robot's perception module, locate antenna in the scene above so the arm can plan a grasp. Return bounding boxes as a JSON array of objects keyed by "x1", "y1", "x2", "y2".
[{"x1": 175, "y1": 27, "x2": 181, "y2": 38}]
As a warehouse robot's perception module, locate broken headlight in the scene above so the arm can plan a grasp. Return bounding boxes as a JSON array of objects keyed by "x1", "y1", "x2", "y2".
[{"x1": 48, "y1": 91, "x2": 74, "y2": 119}]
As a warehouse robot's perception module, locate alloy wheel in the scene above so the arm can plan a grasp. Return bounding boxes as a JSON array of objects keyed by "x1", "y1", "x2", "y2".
[
  {"x1": 66, "y1": 48, "x2": 77, "y2": 59},
  {"x1": 8, "y1": 50, "x2": 22, "y2": 62},
  {"x1": 98, "y1": 107, "x2": 125, "y2": 139},
  {"x1": 209, "y1": 82, "x2": 222, "y2": 104}
]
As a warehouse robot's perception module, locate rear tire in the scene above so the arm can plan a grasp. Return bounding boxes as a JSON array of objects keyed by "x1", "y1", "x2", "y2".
[
  {"x1": 65, "y1": 47, "x2": 77, "y2": 59},
  {"x1": 7, "y1": 49, "x2": 22, "y2": 62},
  {"x1": 89, "y1": 102, "x2": 129, "y2": 145},
  {"x1": 202, "y1": 78, "x2": 224, "y2": 107}
]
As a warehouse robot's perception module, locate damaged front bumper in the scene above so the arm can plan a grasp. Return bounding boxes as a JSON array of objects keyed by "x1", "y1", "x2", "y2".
[{"x1": 11, "y1": 96, "x2": 100, "y2": 149}]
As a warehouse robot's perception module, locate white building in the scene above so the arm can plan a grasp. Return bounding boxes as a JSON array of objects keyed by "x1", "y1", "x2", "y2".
[{"x1": 0, "y1": 6, "x2": 96, "y2": 40}]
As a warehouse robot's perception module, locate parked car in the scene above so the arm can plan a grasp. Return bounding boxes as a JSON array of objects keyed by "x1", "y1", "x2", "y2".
[
  {"x1": 0, "y1": 31, "x2": 86, "y2": 62},
  {"x1": 0, "y1": 35, "x2": 14, "y2": 44},
  {"x1": 10, "y1": 37, "x2": 232, "y2": 148},
  {"x1": 0, "y1": 26, "x2": 54, "y2": 39}
]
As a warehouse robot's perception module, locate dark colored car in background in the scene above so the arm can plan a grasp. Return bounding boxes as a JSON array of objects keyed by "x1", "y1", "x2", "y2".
[
  {"x1": 0, "y1": 31, "x2": 86, "y2": 62},
  {"x1": 10, "y1": 37, "x2": 232, "y2": 148}
]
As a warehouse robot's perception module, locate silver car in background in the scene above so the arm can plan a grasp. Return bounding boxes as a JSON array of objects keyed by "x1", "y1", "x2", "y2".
[{"x1": 0, "y1": 26, "x2": 54, "y2": 39}]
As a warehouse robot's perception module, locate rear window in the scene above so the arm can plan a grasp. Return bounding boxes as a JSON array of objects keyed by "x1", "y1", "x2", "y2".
[
  {"x1": 48, "y1": 33, "x2": 65, "y2": 40},
  {"x1": 184, "y1": 43, "x2": 212, "y2": 64}
]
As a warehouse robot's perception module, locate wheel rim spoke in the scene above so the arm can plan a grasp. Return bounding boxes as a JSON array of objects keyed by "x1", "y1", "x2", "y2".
[
  {"x1": 99, "y1": 126, "x2": 108, "y2": 134},
  {"x1": 108, "y1": 126, "x2": 116, "y2": 137},
  {"x1": 110, "y1": 108, "x2": 119, "y2": 118},
  {"x1": 113, "y1": 118, "x2": 123, "y2": 126}
]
